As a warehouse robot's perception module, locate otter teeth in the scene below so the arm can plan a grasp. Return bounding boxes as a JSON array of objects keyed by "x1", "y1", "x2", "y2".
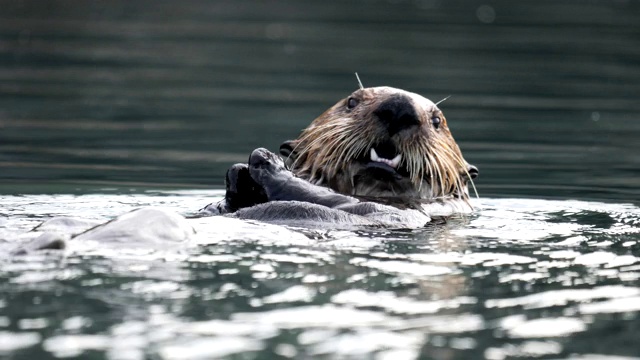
[{"x1": 370, "y1": 148, "x2": 402, "y2": 169}]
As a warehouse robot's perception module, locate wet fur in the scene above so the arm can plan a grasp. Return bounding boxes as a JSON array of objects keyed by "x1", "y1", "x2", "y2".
[
  {"x1": 282, "y1": 87, "x2": 475, "y2": 205},
  {"x1": 205, "y1": 86, "x2": 478, "y2": 227}
]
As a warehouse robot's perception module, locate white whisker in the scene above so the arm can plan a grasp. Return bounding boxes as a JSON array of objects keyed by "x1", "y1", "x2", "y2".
[
  {"x1": 435, "y1": 95, "x2": 451, "y2": 106},
  {"x1": 355, "y1": 72, "x2": 364, "y2": 90}
]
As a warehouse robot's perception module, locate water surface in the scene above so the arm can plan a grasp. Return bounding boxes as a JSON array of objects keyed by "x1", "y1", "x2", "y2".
[
  {"x1": 2, "y1": 193, "x2": 640, "y2": 359},
  {"x1": 1, "y1": 0, "x2": 639, "y2": 359}
]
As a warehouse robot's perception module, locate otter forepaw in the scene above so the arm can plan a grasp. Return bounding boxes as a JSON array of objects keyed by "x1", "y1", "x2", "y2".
[
  {"x1": 224, "y1": 163, "x2": 268, "y2": 212},
  {"x1": 248, "y1": 148, "x2": 291, "y2": 184},
  {"x1": 200, "y1": 162, "x2": 268, "y2": 215},
  {"x1": 247, "y1": 148, "x2": 296, "y2": 196},
  {"x1": 248, "y1": 148, "x2": 287, "y2": 174}
]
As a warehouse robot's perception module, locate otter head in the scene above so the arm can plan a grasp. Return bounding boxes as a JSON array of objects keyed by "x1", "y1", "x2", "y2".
[{"x1": 280, "y1": 86, "x2": 478, "y2": 202}]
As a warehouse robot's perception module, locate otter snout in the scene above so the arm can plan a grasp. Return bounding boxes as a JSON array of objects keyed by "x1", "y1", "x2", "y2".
[{"x1": 374, "y1": 95, "x2": 420, "y2": 136}]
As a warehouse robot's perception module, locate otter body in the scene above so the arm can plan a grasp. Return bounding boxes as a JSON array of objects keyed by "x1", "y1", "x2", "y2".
[
  {"x1": 205, "y1": 86, "x2": 478, "y2": 228},
  {"x1": 11, "y1": 86, "x2": 478, "y2": 255}
]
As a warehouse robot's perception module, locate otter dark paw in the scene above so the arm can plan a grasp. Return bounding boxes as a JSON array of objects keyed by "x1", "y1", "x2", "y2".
[
  {"x1": 245, "y1": 148, "x2": 357, "y2": 209},
  {"x1": 248, "y1": 148, "x2": 291, "y2": 185},
  {"x1": 249, "y1": 148, "x2": 287, "y2": 174},
  {"x1": 201, "y1": 150, "x2": 295, "y2": 215},
  {"x1": 224, "y1": 163, "x2": 268, "y2": 212}
]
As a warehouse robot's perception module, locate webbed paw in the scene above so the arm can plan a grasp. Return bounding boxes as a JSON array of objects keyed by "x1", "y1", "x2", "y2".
[
  {"x1": 248, "y1": 148, "x2": 288, "y2": 175},
  {"x1": 224, "y1": 162, "x2": 268, "y2": 212},
  {"x1": 201, "y1": 162, "x2": 269, "y2": 215},
  {"x1": 247, "y1": 148, "x2": 295, "y2": 197}
]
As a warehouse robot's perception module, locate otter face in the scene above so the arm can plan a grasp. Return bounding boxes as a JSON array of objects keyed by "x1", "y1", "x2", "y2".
[{"x1": 280, "y1": 86, "x2": 478, "y2": 201}]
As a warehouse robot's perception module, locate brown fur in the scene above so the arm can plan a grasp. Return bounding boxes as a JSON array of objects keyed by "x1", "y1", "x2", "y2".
[{"x1": 282, "y1": 87, "x2": 475, "y2": 204}]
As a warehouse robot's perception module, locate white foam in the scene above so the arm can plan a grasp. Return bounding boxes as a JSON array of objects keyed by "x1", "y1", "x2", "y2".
[
  {"x1": 43, "y1": 335, "x2": 110, "y2": 358},
  {"x1": 505, "y1": 317, "x2": 586, "y2": 338},
  {"x1": 350, "y1": 258, "x2": 452, "y2": 277},
  {"x1": 0, "y1": 331, "x2": 41, "y2": 352},
  {"x1": 579, "y1": 296, "x2": 640, "y2": 314},
  {"x1": 262, "y1": 285, "x2": 316, "y2": 304},
  {"x1": 486, "y1": 285, "x2": 640, "y2": 309},
  {"x1": 331, "y1": 289, "x2": 475, "y2": 315},
  {"x1": 232, "y1": 305, "x2": 395, "y2": 329},
  {"x1": 158, "y1": 337, "x2": 263, "y2": 359}
]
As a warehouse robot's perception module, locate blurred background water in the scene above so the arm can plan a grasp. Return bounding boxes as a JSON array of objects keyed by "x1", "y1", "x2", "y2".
[
  {"x1": 1, "y1": 1, "x2": 640, "y2": 360},
  {"x1": 0, "y1": 0, "x2": 638, "y2": 201}
]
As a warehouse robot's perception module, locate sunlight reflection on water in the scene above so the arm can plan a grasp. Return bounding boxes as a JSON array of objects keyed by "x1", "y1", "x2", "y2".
[{"x1": 1, "y1": 192, "x2": 639, "y2": 358}]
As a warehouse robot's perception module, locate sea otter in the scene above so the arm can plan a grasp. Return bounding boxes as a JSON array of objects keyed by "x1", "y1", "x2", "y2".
[
  {"x1": 202, "y1": 86, "x2": 478, "y2": 228},
  {"x1": 10, "y1": 86, "x2": 479, "y2": 255}
]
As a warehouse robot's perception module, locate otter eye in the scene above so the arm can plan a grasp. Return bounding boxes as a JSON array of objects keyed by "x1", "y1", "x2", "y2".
[
  {"x1": 431, "y1": 116, "x2": 441, "y2": 129},
  {"x1": 347, "y1": 97, "x2": 358, "y2": 110}
]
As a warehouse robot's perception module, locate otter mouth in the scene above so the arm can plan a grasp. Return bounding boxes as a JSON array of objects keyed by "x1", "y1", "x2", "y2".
[{"x1": 360, "y1": 141, "x2": 410, "y2": 180}]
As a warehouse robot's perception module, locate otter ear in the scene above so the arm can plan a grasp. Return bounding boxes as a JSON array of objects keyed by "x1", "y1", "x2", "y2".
[
  {"x1": 279, "y1": 140, "x2": 296, "y2": 158},
  {"x1": 279, "y1": 140, "x2": 299, "y2": 168},
  {"x1": 467, "y1": 164, "x2": 479, "y2": 180}
]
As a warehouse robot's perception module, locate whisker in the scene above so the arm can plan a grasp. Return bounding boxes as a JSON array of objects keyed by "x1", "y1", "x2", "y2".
[
  {"x1": 435, "y1": 95, "x2": 451, "y2": 106},
  {"x1": 355, "y1": 72, "x2": 364, "y2": 90}
]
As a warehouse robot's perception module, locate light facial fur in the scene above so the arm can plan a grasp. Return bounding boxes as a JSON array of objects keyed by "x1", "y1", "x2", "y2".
[{"x1": 280, "y1": 87, "x2": 477, "y2": 206}]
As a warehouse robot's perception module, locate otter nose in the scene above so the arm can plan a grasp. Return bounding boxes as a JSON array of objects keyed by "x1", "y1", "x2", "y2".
[{"x1": 374, "y1": 95, "x2": 420, "y2": 136}]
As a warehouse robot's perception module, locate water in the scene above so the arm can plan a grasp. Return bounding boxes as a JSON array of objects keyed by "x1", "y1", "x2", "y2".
[
  {"x1": 1, "y1": 0, "x2": 640, "y2": 359},
  {"x1": 2, "y1": 194, "x2": 639, "y2": 359}
]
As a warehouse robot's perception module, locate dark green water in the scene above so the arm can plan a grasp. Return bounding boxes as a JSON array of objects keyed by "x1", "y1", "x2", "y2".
[
  {"x1": 1, "y1": 0, "x2": 638, "y2": 201},
  {"x1": 1, "y1": 1, "x2": 640, "y2": 359}
]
